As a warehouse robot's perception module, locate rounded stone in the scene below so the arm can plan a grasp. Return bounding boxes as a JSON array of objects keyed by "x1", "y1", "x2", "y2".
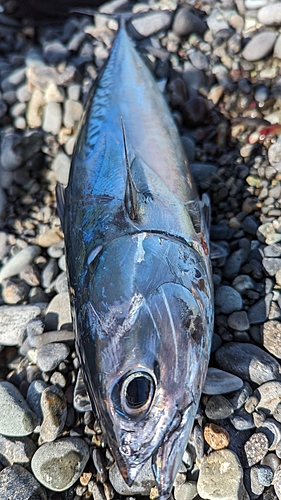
[
  {"x1": 44, "y1": 292, "x2": 72, "y2": 330},
  {"x1": 40, "y1": 385, "x2": 67, "y2": 442},
  {"x1": 242, "y1": 32, "x2": 277, "y2": 62},
  {"x1": 31, "y1": 437, "x2": 89, "y2": 491},
  {"x1": 227, "y1": 311, "x2": 250, "y2": 331},
  {"x1": 0, "y1": 245, "x2": 40, "y2": 283},
  {"x1": 244, "y1": 432, "x2": 269, "y2": 467},
  {"x1": 258, "y1": 3, "x2": 281, "y2": 25},
  {"x1": 205, "y1": 395, "x2": 234, "y2": 420},
  {"x1": 203, "y1": 367, "x2": 243, "y2": 395},
  {"x1": 0, "y1": 381, "x2": 37, "y2": 437},
  {"x1": 273, "y1": 466, "x2": 281, "y2": 498},
  {"x1": 0, "y1": 435, "x2": 37, "y2": 466},
  {"x1": 173, "y1": 6, "x2": 206, "y2": 37},
  {"x1": 215, "y1": 286, "x2": 243, "y2": 314},
  {"x1": 37, "y1": 342, "x2": 70, "y2": 372},
  {"x1": 262, "y1": 320, "x2": 281, "y2": 358},
  {"x1": 109, "y1": 459, "x2": 156, "y2": 496},
  {"x1": 254, "y1": 381, "x2": 281, "y2": 416},
  {"x1": 215, "y1": 342, "x2": 281, "y2": 385},
  {"x1": 0, "y1": 464, "x2": 47, "y2": 500},
  {"x1": 204, "y1": 423, "x2": 230, "y2": 450},
  {"x1": 197, "y1": 449, "x2": 244, "y2": 500}
]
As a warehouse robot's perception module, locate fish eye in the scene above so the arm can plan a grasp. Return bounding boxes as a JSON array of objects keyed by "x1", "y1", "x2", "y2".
[{"x1": 113, "y1": 371, "x2": 156, "y2": 418}]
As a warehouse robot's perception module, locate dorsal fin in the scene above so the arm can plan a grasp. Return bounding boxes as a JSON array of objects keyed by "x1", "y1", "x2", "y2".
[{"x1": 121, "y1": 117, "x2": 139, "y2": 221}]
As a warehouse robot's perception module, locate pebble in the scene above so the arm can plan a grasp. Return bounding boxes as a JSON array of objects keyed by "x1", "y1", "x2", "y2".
[
  {"x1": 173, "y1": 6, "x2": 206, "y2": 37},
  {"x1": 262, "y1": 320, "x2": 281, "y2": 358},
  {"x1": 203, "y1": 367, "x2": 243, "y2": 395},
  {"x1": 223, "y1": 249, "x2": 248, "y2": 280},
  {"x1": 37, "y1": 342, "x2": 70, "y2": 372},
  {"x1": 259, "y1": 419, "x2": 281, "y2": 451},
  {"x1": 31, "y1": 437, "x2": 89, "y2": 491},
  {"x1": 205, "y1": 394, "x2": 234, "y2": 420},
  {"x1": 263, "y1": 258, "x2": 281, "y2": 276},
  {"x1": 0, "y1": 245, "x2": 40, "y2": 282},
  {"x1": 43, "y1": 41, "x2": 69, "y2": 65},
  {"x1": 243, "y1": 32, "x2": 277, "y2": 62},
  {"x1": 228, "y1": 382, "x2": 252, "y2": 411},
  {"x1": 42, "y1": 101, "x2": 62, "y2": 135},
  {"x1": 36, "y1": 227, "x2": 63, "y2": 248},
  {"x1": 0, "y1": 435, "x2": 37, "y2": 466},
  {"x1": 26, "y1": 380, "x2": 48, "y2": 426},
  {"x1": 0, "y1": 381, "x2": 37, "y2": 436},
  {"x1": 254, "y1": 381, "x2": 281, "y2": 417},
  {"x1": 230, "y1": 409, "x2": 256, "y2": 431},
  {"x1": 244, "y1": 432, "x2": 269, "y2": 467},
  {"x1": 207, "y1": 8, "x2": 229, "y2": 32},
  {"x1": 174, "y1": 481, "x2": 198, "y2": 500},
  {"x1": 44, "y1": 291, "x2": 72, "y2": 330},
  {"x1": 73, "y1": 368, "x2": 92, "y2": 412},
  {"x1": 203, "y1": 423, "x2": 230, "y2": 450},
  {"x1": 40, "y1": 385, "x2": 67, "y2": 442},
  {"x1": 215, "y1": 285, "x2": 243, "y2": 314},
  {"x1": 0, "y1": 304, "x2": 41, "y2": 346},
  {"x1": 197, "y1": 449, "x2": 244, "y2": 500},
  {"x1": 0, "y1": 464, "x2": 47, "y2": 499},
  {"x1": 247, "y1": 298, "x2": 267, "y2": 325},
  {"x1": 227, "y1": 311, "x2": 250, "y2": 331},
  {"x1": 41, "y1": 258, "x2": 59, "y2": 289},
  {"x1": 130, "y1": 10, "x2": 173, "y2": 38},
  {"x1": 52, "y1": 152, "x2": 71, "y2": 185},
  {"x1": 1, "y1": 278, "x2": 30, "y2": 304},
  {"x1": 215, "y1": 342, "x2": 281, "y2": 385},
  {"x1": 273, "y1": 466, "x2": 281, "y2": 498},
  {"x1": 109, "y1": 459, "x2": 156, "y2": 496},
  {"x1": 257, "y1": 3, "x2": 281, "y2": 25},
  {"x1": 63, "y1": 99, "x2": 83, "y2": 129}
]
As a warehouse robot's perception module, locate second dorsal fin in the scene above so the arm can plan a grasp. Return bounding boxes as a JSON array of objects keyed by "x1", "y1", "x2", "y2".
[{"x1": 121, "y1": 117, "x2": 139, "y2": 221}]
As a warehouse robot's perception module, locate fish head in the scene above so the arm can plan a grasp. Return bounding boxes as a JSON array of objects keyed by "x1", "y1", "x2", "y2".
[{"x1": 76, "y1": 232, "x2": 213, "y2": 498}]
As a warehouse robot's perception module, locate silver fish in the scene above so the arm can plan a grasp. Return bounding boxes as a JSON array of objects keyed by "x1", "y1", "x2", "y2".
[{"x1": 57, "y1": 24, "x2": 213, "y2": 500}]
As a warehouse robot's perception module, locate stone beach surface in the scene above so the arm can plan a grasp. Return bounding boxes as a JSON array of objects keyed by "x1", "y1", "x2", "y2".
[{"x1": 2, "y1": 0, "x2": 281, "y2": 498}]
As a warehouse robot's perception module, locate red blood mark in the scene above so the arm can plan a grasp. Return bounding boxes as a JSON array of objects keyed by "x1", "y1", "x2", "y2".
[{"x1": 200, "y1": 237, "x2": 209, "y2": 255}]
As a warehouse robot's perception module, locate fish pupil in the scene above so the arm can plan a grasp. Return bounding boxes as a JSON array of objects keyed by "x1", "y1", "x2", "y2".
[{"x1": 126, "y1": 377, "x2": 151, "y2": 409}]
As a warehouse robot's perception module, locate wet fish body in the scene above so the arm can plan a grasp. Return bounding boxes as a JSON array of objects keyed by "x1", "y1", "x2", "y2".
[{"x1": 58, "y1": 25, "x2": 213, "y2": 499}]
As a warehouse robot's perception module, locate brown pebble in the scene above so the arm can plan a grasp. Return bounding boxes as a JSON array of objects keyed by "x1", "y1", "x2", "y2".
[
  {"x1": 203, "y1": 423, "x2": 230, "y2": 450},
  {"x1": 80, "y1": 471, "x2": 92, "y2": 486}
]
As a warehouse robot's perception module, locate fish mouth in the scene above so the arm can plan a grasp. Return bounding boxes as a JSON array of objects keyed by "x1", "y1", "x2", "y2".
[{"x1": 116, "y1": 401, "x2": 196, "y2": 498}]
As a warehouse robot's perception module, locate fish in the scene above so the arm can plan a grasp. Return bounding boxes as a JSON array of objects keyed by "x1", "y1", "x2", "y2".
[{"x1": 56, "y1": 23, "x2": 214, "y2": 500}]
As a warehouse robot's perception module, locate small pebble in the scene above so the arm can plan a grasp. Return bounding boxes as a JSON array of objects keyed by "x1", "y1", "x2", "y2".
[
  {"x1": 0, "y1": 381, "x2": 37, "y2": 437},
  {"x1": 173, "y1": 6, "x2": 206, "y2": 37},
  {"x1": 262, "y1": 321, "x2": 281, "y2": 358},
  {"x1": 227, "y1": 311, "x2": 250, "y2": 331},
  {"x1": 205, "y1": 394, "x2": 234, "y2": 420},
  {"x1": 215, "y1": 286, "x2": 243, "y2": 314},
  {"x1": 0, "y1": 435, "x2": 37, "y2": 466},
  {"x1": 203, "y1": 423, "x2": 230, "y2": 450},
  {"x1": 0, "y1": 464, "x2": 47, "y2": 499},
  {"x1": 26, "y1": 380, "x2": 48, "y2": 426},
  {"x1": 37, "y1": 342, "x2": 70, "y2": 372},
  {"x1": 40, "y1": 385, "x2": 67, "y2": 442},
  {"x1": 244, "y1": 432, "x2": 269, "y2": 467},
  {"x1": 242, "y1": 32, "x2": 277, "y2": 62},
  {"x1": 109, "y1": 459, "x2": 156, "y2": 496},
  {"x1": 203, "y1": 367, "x2": 243, "y2": 395},
  {"x1": 44, "y1": 291, "x2": 72, "y2": 330},
  {"x1": 0, "y1": 245, "x2": 40, "y2": 283}
]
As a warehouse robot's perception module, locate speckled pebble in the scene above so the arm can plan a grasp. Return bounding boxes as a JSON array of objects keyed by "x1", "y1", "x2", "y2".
[
  {"x1": 0, "y1": 435, "x2": 37, "y2": 466},
  {"x1": 273, "y1": 466, "x2": 281, "y2": 499},
  {"x1": 31, "y1": 437, "x2": 89, "y2": 491},
  {"x1": 197, "y1": 449, "x2": 244, "y2": 500},
  {"x1": 40, "y1": 385, "x2": 67, "y2": 442},
  {"x1": 0, "y1": 464, "x2": 47, "y2": 499},
  {"x1": 37, "y1": 342, "x2": 70, "y2": 372},
  {"x1": 244, "y1": 432, "x2": 269, "y2": 467},
  {"x1": 262, "y1": 320, "x2": 281, "y2": 358},
  {"x1": 203, "y1": 367, "x2": 243, "y2": 395},
  {"x1": 0, "y1": 381, "x2": 37, "y2": 437}
]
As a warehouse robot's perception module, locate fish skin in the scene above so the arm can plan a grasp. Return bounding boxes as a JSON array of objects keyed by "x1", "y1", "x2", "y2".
[{"x1": 58, "y1": 25, "x2": 214, "y2": 500}]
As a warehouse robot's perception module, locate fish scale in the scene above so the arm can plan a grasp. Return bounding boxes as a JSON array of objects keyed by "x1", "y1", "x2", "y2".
[{"x1": 57, "y1": 23, "x2": 214, "y2": 500}]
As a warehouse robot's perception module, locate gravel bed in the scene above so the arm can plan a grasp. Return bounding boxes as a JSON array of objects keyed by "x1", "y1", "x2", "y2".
[{"x1": 1, "y1": 0, "x2": 281, "y2": 499}]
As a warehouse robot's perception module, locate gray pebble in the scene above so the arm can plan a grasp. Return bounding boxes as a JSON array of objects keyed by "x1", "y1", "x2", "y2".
[
  {"x1": 43, "y1": 41, "x2": 69, "y2": 65},
  {"x1": 40, "y1": 385, "x2": 67, "y2": 442},
  {"x1": 26, "y1": 380, "x2": 48, "y2": 426},
  {"x1": 130, "y1": 10, "x2": 173, "y2": 38},
  {"x1": 242, "y1": 32, "x2": 277, "y2": 62},
  {"x1": 203, "y1": 367, "x2": 243, "y2": 395},
  {"x1": 244, "y1": 432, "x2": 269, "y2": 467},
  {"x1": 255, "y1": 464, "x2": 274, "y2": 487},
  {"x1": 47, "y1": 240, "x2": 64, "y2": 258},
  {"x1": 247, "y1": 298, "x2": 267, "y2": 325},
  {"x1": 109, "y1": 459, "x2": 155, "y2": 496},
  {"x1": 230, "y1": 409, "x2": 255, "y2": 431},
  {"x1": 92, "y1": 447, "x2": 107, "y2": 483},
  {"x1": 42, "y1": 102, "x2": 62, "y2": 135},
  {"x1": 0, "y1": 435, "x2": 37, "y2": 466},
  {"x1": 0, "y1": 245, "x2": 40, "y2": 282},
  {"x1": 54, "y1": 272, "x2": 68, "y2": 293},
  {"x1": 190, "y1": 163, "x2": 218, "y2": 185},
  {"x1": 174, "y1": 481, "x2": 198, "y2": 500},
  {"x1": 228, "y1": 311, "x2": 249, "y2": 331},
  {"x1": 215, "y1": 342, "x2": 281, "y2": 385},
  {"x1": 44, "y1": 291, "x2": 72, "y2": 330},
  {"x1": 197, "y1": 449, "x2": 244, "y2": 500},
  {"x1": 31, "y1": 329, "x2": 74, "y2": 349},
  {"x1": 263, "y1": 257, "x2": 281, "y2": 276},
  {"x1": 223, "y1": 249, "x2": 248, "y2": 280},
  {"x1": 274, "y1": 33, "x2": 281, "y2": 59},
  {"x1": 41, "y1": 258, "x2": 59, "y2": 289},
  {"x1": 173, "y1": 6, "x2": 206, "y2": 37},
  {"x1": 0, "y1": 464, "x2": 47, "y2": 500},
  {"x1": 0, "y1": 381, "x2": 37, "y2": 436},
  {"x1": 264, "y1": 245, "x2": 281, "y2": 258},
  {"x1": 207, "y1": 8, "x2": 229, "y2": 32},
  {"x1": 262, "y1": 320, "x2": 281, "y2": 358},
  {"x1": 31, "y1": 437, "x2": 89, "y2": 491},
  {"x1": 241, "y1": 215, "x2": 259, "y2": 235},
  {"x1": 0, "y1": 304, "x2": 41, "y2": 346},
  {"x1": 37, "y1": 342, "x2": 70, "y2": 372},
  {"x1": 0, "y1": 132, "x2": 22, "y2": 171},
  {"x1": 73, "y1": 368, "x2": 92, "y2": 413},
  {"x1": 20, "y1": 264, "x2": 40, "y2": 287},
  {"x1": 181, "y1": 136, "x2": 195, "y2": 164},
  {"x1": 205, "y1": 394, "x2": 234, "y2": 420},
  {"x1": 258, "y1": 3, "x2": 281, "y2": 25},
  {"x1": 228, "y1": 382, "x2": 252, "y2": 411},
  {"x1": 215, "y1": 285, "x2": 243, "y2": 314},
  {"x1": 261, "y1": 453, "x2": 281, "y2": 472}
]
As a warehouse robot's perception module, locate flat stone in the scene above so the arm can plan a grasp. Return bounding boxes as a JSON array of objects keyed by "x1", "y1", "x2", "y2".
[
  {"x1": 215, "y1": 286, "x2": 243, "y2": 314},
  {"x1": 203, "y1": 367, "x2": 243, "y2": 395},
  {"x1": 0, "y1": 464, "x2": 47, "y2": 499},
  {"x1": 197, "y1": 449, "x2": 244, "y2": 500},
  {"x1": 44, "y1": 292, "x2": 72, "y2": 330},
  {"x1": 205, "y1": 395, "x2": 234, "y2": 420},
  {"x1": 244, "y1": 432, "x2": 269, "y2": 467},
  {"x1": 31, "y1": 437, "x2": 89, "y2": 491},
  {"x1": 258, "y1": 3, "x2": 281, "y2": 25},
  {"x1": 40, "y1": 385, "x2": 67, "y2": 442},
  {"x1": 41, "y1": 258, "x2": 59, "y2": 289},
  {"x1": 37, "y1": 342, "x2": 70, "y2": 372},
  {"x1": 0, "y1": 381, "x2": 37, "y2": 437},
  {"x1": 262, "y1": 321, "x2": 281, "y2": 358},
  {"x1": 109, "y1": 459, "x2": 156, "y2": 496},
  {"x1": 0, "y1": 304, "x2": 41, "y2": 346},
  {"x1": 215, "y1": 342, "x2": 281, "y2": 385},
  {"x1": 204, "y1": 423, "x2": 230, "y2": 450},
  {"x1": 242, "y1": 32, "x2": 277, "y2": 62},
  {"x1": 0, "y1": 435, "x2": 36, "y2": 466}
]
